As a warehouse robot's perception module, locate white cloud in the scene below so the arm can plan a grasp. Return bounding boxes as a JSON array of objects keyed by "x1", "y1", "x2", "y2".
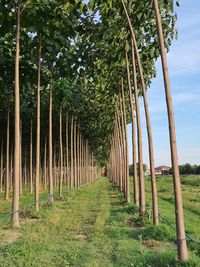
[
  {"x1": 172, "y1": 89, "x2": 200, "y2": 104},
  {"x1": 147, "y1": 89, "x2": 200, "y2": 114}
]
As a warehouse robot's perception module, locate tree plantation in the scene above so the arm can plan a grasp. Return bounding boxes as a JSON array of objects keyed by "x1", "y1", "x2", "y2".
[{"x1": 0, "y1": 0, "x2": 199, "y2": 266}]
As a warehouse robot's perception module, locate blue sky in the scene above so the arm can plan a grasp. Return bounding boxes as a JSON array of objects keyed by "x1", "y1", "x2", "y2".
[{"x1": 127, "y1": 0, "x2": 200, "y2": 167}]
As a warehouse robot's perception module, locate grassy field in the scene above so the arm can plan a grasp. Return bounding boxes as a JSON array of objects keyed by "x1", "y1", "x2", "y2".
[
  {"x1": 144, "y1": 176, "x2": 200, "y2": 243},
  {"x1": 0, "y1": 177, "x2": 199, "y2": 267}
]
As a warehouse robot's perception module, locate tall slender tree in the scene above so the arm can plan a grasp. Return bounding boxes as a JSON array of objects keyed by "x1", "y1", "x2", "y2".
[
  {"x1": 12, "y1": 3, "x2": 20, "y2": 227},
  {"x1": 121, "y1": 0, "x2": 158, "y2": 224},
  {"x1": 59, "y1": 99, "x2": 63, "y2": 197},
  {"x1": 49, "y1": 83, "x2": 53, "y2": 203},
  {"x1": 125, "y1": 51, "x2": 139, "y2": 206},
  {"x1": 70, "y1": 115, "x2": 74, "y2": 189},
  {"x1": 35, "y1": 34, "x2": 42, "y2": 212},
  {"x1": 66, "y1": 113, "x2": 69, "y2": 189},
  {"x1": 30, "y1": 120, "x2": 33, "y2": 194},
  {"x1": 74, "y1": 119, "x2": 77, "y2": 188},
  {"x1": 131, "y1": 41, "x2": 145, "y2": 216},
  {"x1": 5, "y1": 110, "x2": 10, "y2": 200},
  {"x1": 0, "y1": 141, "x2": 3, "y2": 193},
  {"x1": 43, "y1": 136, "x2": 47, "y2": 190},
  {"x1": 121, "y1": 80, "x2": 130, "y2": 204},
  {"x1": 153, "y1": 0, "x2": 188, "y2": 260}
]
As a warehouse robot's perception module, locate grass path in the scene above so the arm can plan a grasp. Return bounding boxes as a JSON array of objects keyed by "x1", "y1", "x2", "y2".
[{"x1": 0, "y1": 178, "x2": 199, "y2": 267}]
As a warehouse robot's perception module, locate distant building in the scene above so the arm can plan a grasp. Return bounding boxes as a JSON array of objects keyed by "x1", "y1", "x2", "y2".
[
  {"x1": 145, "y1": 169, "x2": 151, "y2": 176},
  {"x1": 155, "y1": 166, "x2": 171, "y2": 175}
]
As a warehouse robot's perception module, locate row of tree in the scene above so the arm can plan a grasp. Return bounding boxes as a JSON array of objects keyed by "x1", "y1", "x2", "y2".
[
  {"x1": 0, "y1": 0, "x2": 188, "y2": 262},
  {"x1": 0, "y1": 112, "x2": 101, "y2": 199},
  {"x1": 106, "y1": 0, "x2": 188, "y2": 262},
  {"x1": 0, "y1": 0, "x2": 108, "y2": 228},
  {"x1": 179, "y1": 164, "x2": 200, "y2": 175}
]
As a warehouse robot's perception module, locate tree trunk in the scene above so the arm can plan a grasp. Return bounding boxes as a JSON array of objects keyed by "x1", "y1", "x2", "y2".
[
  {"x1": 12, "y1": 4, "x2": 20, "y2": 227},
  {"x1": 74, "y1": 119, "x2": 77, "y2": 188},
  {"x1": 119, "y1": 94, "x2": 126, "y2": 196},
  {"x1": 121, "y1": 80, "x2": 130, "y2": 204},
  {"x1": 90, "y1": 151, "x2": 92, "y2": 183},
  {"x1": 49, "y1": 83, "x2": 53, "y2": 203},
  {"x1": 66, "y1": 113, "x2": 69, "y2": 189},
  {"x1": 132, "y1": 36, "x2": 158, "y2": 224},
  {"x1": 59, "y1": 101, "x2": 63, "y2": 197},
  {"x1": 0, "y1": 140, "x2": 3, "y2": 193},
  {"x1": 83, "y1": 138, "x2": 85, "y2": 185},
  {"x1": 35, "y1": 34, "x2": 42, "y2": 212},
  {"x1": 153, "y1": 0, "x2": 188, "y2": 260},
  {"x1": 24, "y1": 150, "x2": 27, "y2": 187},
  {"x1": 63, "y1": 152, "x2": 66, "y2": 187},
  {"x1": 19, "y1": 119, "x2": 22, "y2": 196},
  {"x1": 122, "y1": 0, "x2": 158, "y2": 220},
  {"x1": 113, "y1": 128, "x2": 117, "y2": 185},
  {"x1": 53, "y1": 146, "x2": 57, "y2": 188},
  {"x1": 86, "y1": 140, "x2": 89, "y2": 184},
  {"x1": 70, "y1": 116, "x2": 74, "y2": 189},
  {"x1": 10, "y1": 145, "x2": 13, "y2": 189},
  {"x1": 85, "y1": 140, "x2": 87, "y2": 184},
  {"x1": 125, "y1": 52, "x2": 139, "y2": 206},
  {"x1": 80, "y1": 133, "x2": 83, "y2": 186},
  {"x1": 82, "y1": 137, "x2": 85, "y2": 185},
  {"x1": 91, "y1": 152, "x2": 94, "y2": 182},
  {"x1": 5, "y1": 110, "x2": 10, "y2": 200},
  {"x1": 30, "y1": 120, "x2": 33, "y2": 194},
  {"x1": 77, "y1": 123, "x2": 80, "y2": 188},
  {"x1": 116, "y1": 109, "x2": 123, "y2": 191},
  {"x1": 43, "y1": 136, "x2": 47, "y2": 190},
  {"x1": 131, "y1": 42, "x2": 145, "y2": 216}
]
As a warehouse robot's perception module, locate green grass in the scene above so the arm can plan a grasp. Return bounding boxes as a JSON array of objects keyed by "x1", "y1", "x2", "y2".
[
  {"x1": 142, "y1": 175, "x2": 200, "y2": 258},
  {"x1": 0, "y1": 177, "x2": 199, "y2": 267}
]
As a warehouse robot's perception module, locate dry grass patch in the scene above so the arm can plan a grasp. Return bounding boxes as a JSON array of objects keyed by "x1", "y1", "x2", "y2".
[
  {"x1": 142, "y1": 239, "x2": 176, "y2": 253},
  {"x1": 0, "y1": 229, "x2": 22, "y2": 246}
]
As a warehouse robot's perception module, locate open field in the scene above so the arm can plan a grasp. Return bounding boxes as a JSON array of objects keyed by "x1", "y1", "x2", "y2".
[
  {"x1": 144, "y1": 175, "x2": 200, "y2": 244},
  {"x1": 0, "y1": 177, "x2": 199, "y2": 267}
]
